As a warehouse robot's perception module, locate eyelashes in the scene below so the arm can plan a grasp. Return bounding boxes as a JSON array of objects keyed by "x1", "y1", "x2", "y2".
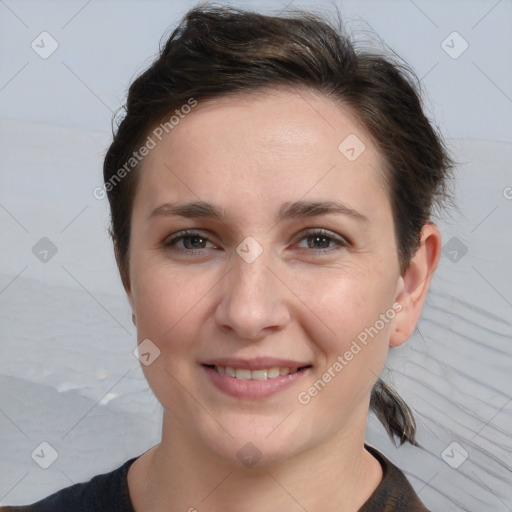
[
  {"x1": 164, "y1": 230, "x2": 215, "y2": 253},
  {"x1": 294, "y1": 228, "x2": 349, "y2": 253},
  {"x1": 163, "y1": 228, "x2": 349, "y2": 256}
]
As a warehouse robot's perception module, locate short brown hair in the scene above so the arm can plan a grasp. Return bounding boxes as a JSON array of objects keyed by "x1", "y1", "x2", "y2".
[{"x1": 103, "y1": 3, "x2": 453, "y2": 446}]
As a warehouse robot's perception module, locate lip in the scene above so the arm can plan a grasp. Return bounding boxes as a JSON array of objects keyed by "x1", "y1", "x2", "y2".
[
  {"x1": 201, "y1": 357, "x2": 311, "y2": 370},
  {"x1": 201, "y1": 361, "x2": 312, "y2": 400}
]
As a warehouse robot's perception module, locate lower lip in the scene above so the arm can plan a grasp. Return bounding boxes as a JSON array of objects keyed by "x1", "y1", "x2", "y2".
[{"x1": 201, "y1": 365, "x2": 311, "y2": 399}]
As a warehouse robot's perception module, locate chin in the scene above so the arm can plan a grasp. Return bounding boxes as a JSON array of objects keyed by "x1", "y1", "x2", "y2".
[{"x1": 195, "y1": 414, "x2": 308, "y2": 469}]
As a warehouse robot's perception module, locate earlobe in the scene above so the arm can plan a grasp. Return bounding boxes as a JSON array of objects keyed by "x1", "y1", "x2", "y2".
[{"x1": 389, "y1": 223, "x2": 442, "y2": 347}]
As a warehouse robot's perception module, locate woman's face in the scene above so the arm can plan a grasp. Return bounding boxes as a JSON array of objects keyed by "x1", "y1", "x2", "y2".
[{"x1": 127, "y1": 88, "x2": 405, "y2": 466}]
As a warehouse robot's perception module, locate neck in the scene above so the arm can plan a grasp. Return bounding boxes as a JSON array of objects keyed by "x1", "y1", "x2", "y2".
[{"x1": 128, "y1": 412, "x2": 382, "y2": 512}]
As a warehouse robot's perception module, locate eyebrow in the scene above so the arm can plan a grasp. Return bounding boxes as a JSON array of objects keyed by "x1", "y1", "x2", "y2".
[{"x1": 147, "y1": 200, "x2": 369, "y2": 223}]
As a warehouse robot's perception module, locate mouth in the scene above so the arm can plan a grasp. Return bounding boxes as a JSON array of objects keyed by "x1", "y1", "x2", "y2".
[
  {"x1": 200, "y1": 361, "x2": 313, "y2": 399},
  {"x1": 202, "y1": 364, "x2": 312, "y2": 380}
]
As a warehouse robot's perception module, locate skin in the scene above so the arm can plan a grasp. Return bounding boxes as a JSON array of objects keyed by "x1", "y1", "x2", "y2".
[{"x1": 122, "y1": 87, "x2": 441, "y2": 512}]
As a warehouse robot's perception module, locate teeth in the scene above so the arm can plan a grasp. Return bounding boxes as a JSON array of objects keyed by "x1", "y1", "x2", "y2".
[
  {"x1": 251, "y1": 369, "x2": 267, "y2": 380},
  {"x1": 212, "y1": 365, "x2": 303, "y2": 380},
  {"x1": 267, "y1": 368, "x2": 280, "y2": 378},
  {"x1": 235, "y1": 369, "x2": 252, "y2": 380}
]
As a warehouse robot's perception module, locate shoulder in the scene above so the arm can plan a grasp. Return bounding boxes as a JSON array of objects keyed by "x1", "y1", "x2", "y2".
[
  {"x1": 360, "y1": 444, "x2": 431, "y2": 512},
  {"x1": 2, "y1": 448, "x2": 429, "y2": 512},
  {"x1": 0, "y1": 458, "x2": 138, "y2": 512}
]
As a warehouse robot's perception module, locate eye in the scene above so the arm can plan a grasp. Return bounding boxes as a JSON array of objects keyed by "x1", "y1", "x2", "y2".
[
  {"x1": 162, "y1": 228, "x2": 348, "y2": 257},
  {"x1": 295, "y1": 229, "x2": 349, "y2": 254},
  {"x1": 163, "y1": 230, "x2": 217, "y2": 254}
]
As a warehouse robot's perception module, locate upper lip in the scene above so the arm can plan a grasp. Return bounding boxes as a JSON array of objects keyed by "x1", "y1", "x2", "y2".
[{"x1": 201, "y1": 357, "x2": 312, "y2": 370}]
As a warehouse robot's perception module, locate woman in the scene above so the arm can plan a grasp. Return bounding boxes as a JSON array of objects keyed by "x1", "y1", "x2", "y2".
[{"x1": 3, "y1": 3, "x2": 452, "y2": 511}]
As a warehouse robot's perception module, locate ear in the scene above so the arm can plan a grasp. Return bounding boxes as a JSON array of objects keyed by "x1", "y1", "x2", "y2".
[{"x1": 389, "y1": 223, "x2": 442, "y2": 347}]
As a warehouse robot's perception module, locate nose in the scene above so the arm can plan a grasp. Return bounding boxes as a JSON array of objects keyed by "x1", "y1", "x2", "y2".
[{"x1": 214, "y1": 247, "x2": 291, "y2": 341}]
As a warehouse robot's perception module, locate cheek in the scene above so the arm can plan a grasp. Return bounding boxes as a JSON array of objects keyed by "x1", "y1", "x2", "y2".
[
  {"x1": 302, "y1": 278, "x2": 393, "y2": 410},
  {"x1": 132, "y1": 262, "x2": 215, "y2": 344},
  {"x1": 297, "y1": 266, "x2": 396, "y2": 344},
  {"x1": 298, "y1": 267, "x2": 394, "y2": 402},
  {"x1": 131, "y1": 262, "x2": 218, "y2": 410}
]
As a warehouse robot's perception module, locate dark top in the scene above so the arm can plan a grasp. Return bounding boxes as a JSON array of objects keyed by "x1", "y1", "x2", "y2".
[{"x1": 1, "y1": 445, "x2": 430, "y2": 511}]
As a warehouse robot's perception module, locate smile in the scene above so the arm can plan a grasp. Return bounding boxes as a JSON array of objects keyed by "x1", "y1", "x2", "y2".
[
  {"x1": 201, "y1": 363, "x2": 312, "y2": 399},
  {"x1": 205, "y1": 364, "x2": 311, "y2": 380}
]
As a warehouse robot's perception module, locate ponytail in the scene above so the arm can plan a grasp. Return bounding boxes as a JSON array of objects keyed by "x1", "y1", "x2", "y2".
[{"x1": 370, "y1": 378, "x2": 419, "y2": 447}]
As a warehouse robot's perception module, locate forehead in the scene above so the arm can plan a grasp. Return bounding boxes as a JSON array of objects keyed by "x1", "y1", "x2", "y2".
[{"x1": 133, "y1": 88, "x2": 389, "y2": 219}]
